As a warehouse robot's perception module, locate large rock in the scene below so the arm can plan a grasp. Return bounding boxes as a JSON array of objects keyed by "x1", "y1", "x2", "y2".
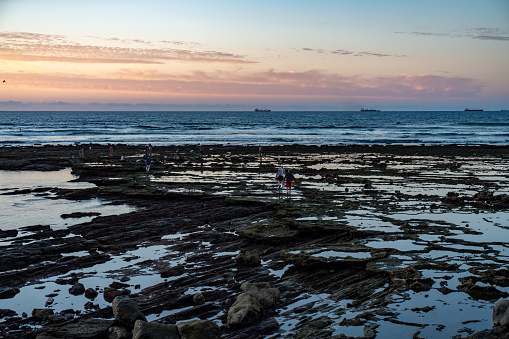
[
  {"x1": 240, "y1": 282, "x2": 280, "y2": 308},
  {"x1": 493, "y1": 299, "x2": 509, "y2": 326},
  {"x1": 235, "y1": 250, "x2": 261, "y2": 267},
  {"x1": 112, "y1": 295, "x2": 146, "y2": 329},
  {"x1": 69, "y1": 282, "x2": 86, "y2": 295},
  {"x1": 132, "y1": 320, "x2": 179, "y2": 339},
  {"x1": 227, "y1": 282, "x2": 281, "y2": 329},
  {"x1": 227, "y1": 292, "x2": 263, "y2": 329},
  {"x1": 0, "y1": 287, "x2": 20, "y2": 299},
  {"x1": 193, "y1": 292, "x2": 205, "y2": 305},
  {"x1": 32, "y1": 308, "x2": 54, "y2": 321},
  {"x1": 36, "y1": 318, "x2": 113, "y2": 338},
  {"x1": 108, "y1": 325, "x2": 131, "y2": 339},
  {"x1": 85, "y1": 287, "x2": 99, "y2": 299},
  {"x1": 177, "y1": 319, "x2": 221, "y2": 339},
  {"x1": 104, "y1": 287, "x2": 125, "y2": 302}
]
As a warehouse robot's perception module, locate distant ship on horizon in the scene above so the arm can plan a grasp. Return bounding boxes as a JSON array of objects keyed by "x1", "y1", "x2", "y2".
[
  {"x1": 254, "y1": 108, "x2": 271, "y2": 112},
  {"x1": 360, "y1": 108, "x2": 381, "y2": 112},
  {"x1": 464, "y1": 108, "x2": 483, "y2": 111}
]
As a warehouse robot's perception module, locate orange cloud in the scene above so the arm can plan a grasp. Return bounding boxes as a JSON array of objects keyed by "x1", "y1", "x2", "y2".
[{"x1": 0, "y1": 68, "x2": 483, "y2": 98}]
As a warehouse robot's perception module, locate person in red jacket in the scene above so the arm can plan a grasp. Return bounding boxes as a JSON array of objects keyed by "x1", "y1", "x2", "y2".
[{"x1": 284, "y1": 170, "x2": 296, "y2": 196}]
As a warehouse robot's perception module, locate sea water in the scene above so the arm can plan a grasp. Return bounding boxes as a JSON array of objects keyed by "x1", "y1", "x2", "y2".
[
  {"x1": 0, "y1": 169, "x2": 135, "y2": 235},
  {"x1": 0, "y1": 110, "x2": 508, "y2": 146}
]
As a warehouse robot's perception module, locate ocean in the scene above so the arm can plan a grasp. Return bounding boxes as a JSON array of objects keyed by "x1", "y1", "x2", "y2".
[{"x1": 0, "y1": 110, "x2": 508, "y2": 146}]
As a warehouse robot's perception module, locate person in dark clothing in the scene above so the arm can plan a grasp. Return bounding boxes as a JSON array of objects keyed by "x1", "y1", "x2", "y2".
[{"x1": 284, "y1": 170, "x2": 296, "y2": 196}]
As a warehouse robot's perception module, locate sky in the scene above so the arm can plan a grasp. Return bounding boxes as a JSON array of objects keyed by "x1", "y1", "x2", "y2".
[{"x1": 0, "y1": 0, "x2": 508, "y2": 111}]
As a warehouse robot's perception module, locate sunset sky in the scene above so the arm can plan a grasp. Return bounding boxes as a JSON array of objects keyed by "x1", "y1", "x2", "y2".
[{"x1": 0, "y1": 0, "x2": 508, "y2": 111}]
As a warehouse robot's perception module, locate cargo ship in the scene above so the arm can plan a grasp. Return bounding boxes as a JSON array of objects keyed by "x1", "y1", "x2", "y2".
[
  {"x1": 254, "y1": 108, "x2": 271, "y2": 112},
  {"x1": 360, "y1": 108, "x2": 380, "y2": 112},
  {"x1": 464, "y1": 108, "x2": 483, "y2": 111}
]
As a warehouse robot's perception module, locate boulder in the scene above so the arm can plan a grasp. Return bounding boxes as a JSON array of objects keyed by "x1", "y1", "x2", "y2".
[
  {"x1": 107, "y1": 325, "x2": 131, "y2": 339},
  {"x1": 193, "y1": 292, "x2": 205, "y2": 305},
  {"x1": 177, "y1": 319, "x2": 221, "y2": 339},
  {"x1": 32, "y1": 308, "x2": 54, "y2": 321},
  {"x1": 104, "y1": 287, "x2": 123, "y2": 302},
  {"x1": 0, "y1": 287, "x2": 20, "y2": 299},
  {"x1": 85, "y1": 287, "x2": 99, "y2": 299},
  {"x1": 112, "y1": 295, "x2": 146, "y2": 329},
  {"x1": 132, "y1": 320, "x2": 179, "y2": 339},
  {"x1": 227, "y1": 282, "x2": 281, "y2": 329},
  {"x1": 240, "y1": 282, "x2": 281, "y2": 308},
  {"x1": 235, "y1": 250, "x2": 261, "y2": 267},
  {"x1": 69, "y1": 282, "x2": 86, "y2": 295},
  {"x1": 0, "y1": 309, "x2": 17, "y2": 317},
  {"x1": 493, "y1": 299, "x2": 509, "y2": 326},
  {"x1": 227, "y1": 292, "x2": 263, "y2": 329},
  {"x1": 36, "y1": 318, "x2": 113, "y2": 338}
]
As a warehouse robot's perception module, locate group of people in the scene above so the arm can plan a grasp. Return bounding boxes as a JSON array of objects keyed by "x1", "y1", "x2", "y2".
[
  {"x1": 78, "y1": 143, "x2": 298, "y2": 195},
  {"x1": 276, "y1": 166, "x2": 296, "y2": 196}
]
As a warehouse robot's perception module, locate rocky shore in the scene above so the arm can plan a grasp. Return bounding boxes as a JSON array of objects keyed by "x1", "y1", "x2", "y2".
[{"x1": 1, "y1": 144, "x2": 509, "y2": 338}]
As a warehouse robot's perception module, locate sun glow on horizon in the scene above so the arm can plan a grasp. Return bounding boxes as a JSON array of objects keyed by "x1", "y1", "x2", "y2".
[{"x1": 0, "y1": 0, "x2": 508, "y2": 110}]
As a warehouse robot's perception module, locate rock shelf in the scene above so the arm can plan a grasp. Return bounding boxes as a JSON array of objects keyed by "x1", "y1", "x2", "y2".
[{"x1": 0, "y1": 144, "x2": 509, "y2": 338}]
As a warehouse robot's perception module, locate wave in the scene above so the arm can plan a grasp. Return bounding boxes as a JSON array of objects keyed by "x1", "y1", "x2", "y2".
[
  {"x1": 135, "y1": 125, "x2": 162, "y2": 129},
  {"x1": 297, "y1": 125, "x2": 338, "y2": 129},
  {"x1": 459, "y1": 122, "x2": 509, "y2": 126}
]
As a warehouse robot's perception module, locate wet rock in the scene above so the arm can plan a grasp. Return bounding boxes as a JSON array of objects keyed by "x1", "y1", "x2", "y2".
[
  {"x1": 295, "y1": 317, "x2": 334, "y2": 338},
  {"x1": 112, "y1": 295, "x2": 146, "y2": 330},
  {"x1": 227, "y1": 282, "x2": 280, "y2": 329},
  {"x1": 84, "y1": 301, "x2": 100, "y2": 310},
  {"x1": 238, "y1": 221, "x2": 299, "y2": 244},
  {"x1": 32, "y1": 308, "x2": 54, "y2": 321},
  {"x1": 160, "y1": 264, "x2": 185, "y2": 278},
  {"x1": 0, "y1": 309, "x2": 17, "y2": 317},
  {"x1": 0, "y1": 229, "x2": 18, "y2": 238},
  {"x1": 240, "y1": 282, "x2": 280, "y2": 309},
  {"x1": 364, "y1": 323, "x2": 380, "y2": 338},
  {"x1": 110, "y1": 281, "x2": 130, "y2": 289},
  {"x1": 408, "y1": 278, "x2": 434, "y2": 292},
  {"x1": 36, "y1": 318, "x2": 113, "y2": 338},
  {"x1": 48, "y1": 313, "x2": 66, "y2": 322},
  {"x1": 108, "y1": 325, "x2": 131, "y2": 339},
  {"x1": 104, "y1": 287, "x2": 123, "y2": 302},
  {"x1": 85, "y1": 287, "x2": 98, "y2": 299},
  {"x1": 235, "y1": 249, "x2": 261, "y2": 267},
  {"x1": 0, "y1": 287, "x2": 20, "y2": 299},
  {"x1": 132, "y1": 320, "x2": 179, "y2": 339},
  {"x1": 45, "y1": 297, "x2": 54, "y2": 307},
  {"x1": 61, "y1": 211, "x2": 101, "y2": 219},
  {"x1": 193, "y1": 292, "x2": 205, "y2": 305},
  {"x1": 493, "y1": 299, "x2": 509, "y2": 326},
  {"x1": 227, "y1": 292, "x2": 263, "y2": 329},
  {"x1": 460, "y1": 283, "x2": 509, "y2": 300},
  {"x1": 69, "y1": 282, "x2": 86, "y2": 295},
  {"x1": 177, "y1": 319, "x2": 221, "y2": 339}
]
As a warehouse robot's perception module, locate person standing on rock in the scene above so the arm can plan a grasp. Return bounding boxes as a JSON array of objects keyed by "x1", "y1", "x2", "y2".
[
  {"x1": 284, "y1": 169, "x2": 296, "y2": 196},
  {"x1": 109, "y1": 144, "x2": 114, "y2": 156},
  {"x1": 258, "y1": 145, "x2": 263, "y2": 162},
  {"x1": 145, "y1": 156, "x2": 151, "y2": 172},
  {"x1": 79, "y1": 147, "x2": 84, "y2": 159},
  {"x1": 276, "y1": 166, "x2": 285, "y2": 191}
]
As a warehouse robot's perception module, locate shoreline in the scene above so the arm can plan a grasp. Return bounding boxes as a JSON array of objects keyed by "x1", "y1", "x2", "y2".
[{"x1": 1, "y1": 144, "x2": 509, "y2": 338}]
